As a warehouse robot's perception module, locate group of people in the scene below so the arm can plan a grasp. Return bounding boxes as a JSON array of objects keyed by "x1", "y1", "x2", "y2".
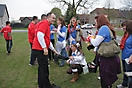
[{"x1": 1, "y1": 12, "x2": 132, "y2": 88}]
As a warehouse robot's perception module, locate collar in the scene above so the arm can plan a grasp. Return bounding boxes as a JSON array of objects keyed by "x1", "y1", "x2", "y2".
[{"x1": 72, "y1": 49, "x2": 78, "y2": 55}]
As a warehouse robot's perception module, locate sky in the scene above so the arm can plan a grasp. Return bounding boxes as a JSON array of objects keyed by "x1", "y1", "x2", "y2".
[{"x1": 0, "y1": 0, "x2": 123, "y2": 21}]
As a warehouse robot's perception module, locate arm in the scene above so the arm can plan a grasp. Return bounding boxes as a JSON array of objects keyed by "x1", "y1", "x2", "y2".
[
  {"x1": 90, "y1": 35, "x2": 104, "y2": 47},
  {"x1": 57, "y1": 26, "x2": 66, "y2": 38}
]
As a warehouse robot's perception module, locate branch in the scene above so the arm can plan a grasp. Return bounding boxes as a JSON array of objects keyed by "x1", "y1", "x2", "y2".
[{"x1": 75, "y1": 0, "x2": 82, "y2": 10}]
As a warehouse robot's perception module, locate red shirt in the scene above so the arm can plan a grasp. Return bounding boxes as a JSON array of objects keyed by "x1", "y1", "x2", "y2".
[
  {"x1": 28, "y1": 22, "x2": 36, "y2": 43},
  {"x1": 32, "y1": 20, "x2": 50, "y2": 50},
  {"x1": 1, "y1": 26, "x2": 12, "y2": 40}
]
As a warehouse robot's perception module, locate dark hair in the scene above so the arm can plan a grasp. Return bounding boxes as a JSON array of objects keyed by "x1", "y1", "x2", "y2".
[
  {"x1": 57, "y1": 16, "x2": 65, "y2": 28},
  {"x1": 41, "y1": 14, "x2": 46, "y2": 20},
  {"x1": 6, "y1": 21, "x2": 10, "y2": 25},
  {"x1": 126, "y1": 20, "x2": 132, "y2": 35},
  {"x1": 46, "y1": 12, "x2": 54, "y2": 17},
  {"x1": 96, "y1": 14, "x2": 116, "y2": 38},
  {"x1": 69, "y1": 44, "x2": 84, "y2": 56},
  {"x1": 121, "y1": 21, "x2": 127, "y2": 27},
  {"x1": 32, "y1": 16, "x2": 38, "y2": 21}
]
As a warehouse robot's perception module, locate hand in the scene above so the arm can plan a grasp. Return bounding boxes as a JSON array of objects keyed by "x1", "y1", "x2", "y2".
[
  {"x1": 66, "y1": 59, "x2": 70, "y2": 64},
  {"x1": 128, "y1": 55, "x2": 132, "y2": 64},
  {"x1": 43, "y1": 48, "x2": 48, "y2": 55},
  {"x1": 69, "y1": 56, "x2": 74, "y2": 60},
  {"x1": 53, "y1": 50, "x2": 59, "y2": 55},
  {"x1": 52, "y1": 28, "x2": 57, "y2": 32}
]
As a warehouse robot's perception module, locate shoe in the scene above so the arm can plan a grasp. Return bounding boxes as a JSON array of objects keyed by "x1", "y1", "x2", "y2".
[
  {"x1": 70, "y1": 72, "x2": 79, "y2": 83},
  {"x1": 29, "y1": 64, "x2": 33, "y2": 66},
  {"x1": 97, "y1": 76, "x2": 101, "y2": 80},
  {"x1": 60, "y1": 64, "x2": 64, "y2": 67},
  {"x1": 51, "y1": 84, "x2": 61, "y2": 88},
  {"x1": 116, "y1": 84, "x2": 127, "y2": 88}
]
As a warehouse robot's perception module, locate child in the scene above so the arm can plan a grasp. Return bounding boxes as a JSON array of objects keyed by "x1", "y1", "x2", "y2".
[
  {"x1": 0, "y1": 21, "x2": 13, "y2": 54},
  {"x1": 67, "y1": 40, "x2": 87, "y2": 83}
]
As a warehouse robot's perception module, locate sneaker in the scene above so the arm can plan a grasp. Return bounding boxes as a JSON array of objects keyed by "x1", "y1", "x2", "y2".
[
  {"x1": 29, "y1": 64, "x2": 33, "y2": 66},
  {"x1": 97, "y1": 76, "x2": 101, "y2": 80},
  {"x1": 116, "y1": 84, "x2": 127, "y2": 88},
  {"x1": 60, "y1": 64, "x2": 64, "y2": 67},
  {"x1": 51, "y1": 84, "x2": 60, "y2": 88}
]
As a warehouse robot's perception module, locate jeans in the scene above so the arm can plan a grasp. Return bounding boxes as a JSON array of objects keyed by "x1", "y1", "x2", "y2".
[
  {"x1": 29, "y1": 43, "x2": 36, "y2": 65},
  {"x1": 122, "y1": 60, "x2": 132, "y2": 88},
  {"x1": 60, "y1": 48, "x2": 68, "y2": 66},
  {"x1": 6, "y1": 40, "x2": 13, "y2": 53},
  {"x1": 32, "y1": 50, "x2": 51, "y2": 88}
]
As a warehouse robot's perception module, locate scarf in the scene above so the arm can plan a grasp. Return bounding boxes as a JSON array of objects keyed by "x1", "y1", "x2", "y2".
[
  {"x1": 120, "y1": 32, "x2": 129, "y2": 50},
  {"x1": 68, "y1": 23, "x2": 76, "y2": 33}
]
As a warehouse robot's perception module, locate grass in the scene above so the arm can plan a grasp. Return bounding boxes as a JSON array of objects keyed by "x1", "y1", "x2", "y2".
[
  {"x1": 115, "y1": 29, "x2": 124, "y2": 36},
  {"x1": 12, "y1": 28, "x2": 27, "y2": 30},
  {"x1": 0, "y1": 32, "x2": 123, "y2": 88}
]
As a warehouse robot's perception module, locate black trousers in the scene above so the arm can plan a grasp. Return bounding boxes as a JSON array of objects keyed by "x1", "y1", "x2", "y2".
[
  {"x1": 6, "y1": 40, "x2": 13, "y2": 53},
  {"x1": 29, "y1": 43, "x2": 36, "y2": 65},
  {"x1": 101, "y1": 79, "x2": 112, "y2": 88},
  {"x1": 32, "y1": 50, "x2": 51, "y2": 88},
  {"x1": 48, "y1": 39, "x2": 55, "y2": 60}
]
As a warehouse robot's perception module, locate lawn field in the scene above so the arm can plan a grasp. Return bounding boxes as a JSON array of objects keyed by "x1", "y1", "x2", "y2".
[{"x1": 0, "y1": 32, "x2": 123, "y2": 88}]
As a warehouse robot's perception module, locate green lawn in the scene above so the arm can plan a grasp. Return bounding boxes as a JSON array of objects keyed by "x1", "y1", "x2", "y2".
[
  {"x1": 115, "y1": 29, "x2": 124, "y2": 36},
  {"x1": 0, "y1": 32, "x2": 123, "y2": 88}
]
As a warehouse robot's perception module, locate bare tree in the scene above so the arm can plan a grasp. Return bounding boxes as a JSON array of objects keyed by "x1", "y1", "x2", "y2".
[
  {"x1": 120, "y1": 0, "x2": 132, "y2": 10},
  {"x1": 104, "y1": 0, "x2": 114, "y2": 9},
  {"x1": 48, "y1": 0, "x2": 98, "y2": 16}
]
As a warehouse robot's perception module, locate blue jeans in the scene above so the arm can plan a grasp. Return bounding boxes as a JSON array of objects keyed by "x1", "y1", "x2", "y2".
[
  {"x1": 6, "y1": 40, "x2": 13, "y2": 53},
  {"x1": 122, "y1": 60, "x2": 132, "y2": 88},
  {"x1": 60, "y1": 48, "x2": 68, "y2": 66}
]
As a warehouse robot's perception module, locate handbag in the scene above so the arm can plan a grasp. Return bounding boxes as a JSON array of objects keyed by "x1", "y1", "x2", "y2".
[{"x1": 97, "y1": 28, "x2": 120, "y2": 57}]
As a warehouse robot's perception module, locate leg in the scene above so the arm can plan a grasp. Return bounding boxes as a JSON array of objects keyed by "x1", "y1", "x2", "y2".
[
  {"x1": 6, "y1": 40, "x2": 9, "y2": 53},
  {"x1": 60, "y1": 48, "x2": 68, "y2": 67},
  {"x1": 48, "y1": 48, "x2": 52, "y2": 60},
  {"x1": 128, "y1": 77, "x2": 132, "y2": 88},
  {"x1": 36, "y1": 50, "x2": 51, "y2": 88},
  {"x1": 101, "y1": 79, "x2": 112, "y2": 88},
  {"x1": 51, "y1": 39, "x2": 55, "y2": 60},
  {"x1": 126, "y1": 64, "x2": 132, "y2": 88},
  {"x1": 8, "y1": 40, "x2": 13, "y2": 53},
  {"x1": 29, "y1": 43, "x2": 36, "y2": 65}
]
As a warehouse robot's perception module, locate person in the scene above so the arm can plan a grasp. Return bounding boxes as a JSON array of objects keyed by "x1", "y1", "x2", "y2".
[
  {"x1": 66, "y1": 17, "x2": 77, "y2": 45},
  {"x1": 0, "y1": 21, "x2": 13, "y2": 54},
  {"x1": 32, "y1": 12, "x2": 60, "y2": 88},
  {"x1": 88, "y1": 14, "x2": 121, "y2": 88},
  {"x1": 54, "y1": 16, "x2": 68, "y2": 67},
  {"x1": 28, "y1": 16, "x2": 38, "y2": 66},
  {"x1": 117, "y1": 20, "x2": 132, "y2": 88},
  {"x1": 48, "y1": 24, "x2": 55, "y2": 61},
  {"x1": 76, "y1": 20, "x2": 85, "y2": 49},
  {"x1": 66, "y1": 40, "x2": 87, "y2": 83},
  {"x1": 41, "y1": 14, "x2": 47, "y2": 20}
]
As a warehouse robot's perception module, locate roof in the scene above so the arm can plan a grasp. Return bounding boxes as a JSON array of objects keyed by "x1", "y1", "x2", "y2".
[
  {"x1": 77, "y1": 14, "x2": 89, "y2": 20},
  {"x1": 19, "y1": 17, "x2": 32, "y2": 21},
  {"x1": 0, "y1": 4, "x2": 9, "y2": 18},
  {"x1": 90, "y1": 8, "x2": 132, "y2": 18}
]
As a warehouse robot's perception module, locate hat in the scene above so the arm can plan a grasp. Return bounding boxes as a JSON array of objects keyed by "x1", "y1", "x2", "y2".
[{"x1": 71, "y1": 40, "x2": 77, "y2": 45}]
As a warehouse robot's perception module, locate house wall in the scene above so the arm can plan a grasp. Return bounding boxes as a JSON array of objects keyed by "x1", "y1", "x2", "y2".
[
  {"x1": 21, "y1": 18, "x2": 31, "y2": 26},
  {"x1": 89, "y1": 12, "x2": 97, "y2": 25},
  {"x1": 0, "y1": 9, "x2": 9, "y2": 29}
]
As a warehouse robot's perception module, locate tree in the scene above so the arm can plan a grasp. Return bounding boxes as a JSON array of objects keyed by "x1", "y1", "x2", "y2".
[
  {"x1": 51, "y1": 7, "x2": 62, "y2": 18},
  {"x1": 120, "y1": 0, "x2": 132, "y2": 10},
  {"x1": 48, "y1": 0, "x2": 98, "y2": 17}
]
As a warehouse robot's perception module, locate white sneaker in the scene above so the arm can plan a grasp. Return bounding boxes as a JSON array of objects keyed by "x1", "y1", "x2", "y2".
[
  {"x1": 29, "y1": 64, "x2": 33, "y2": 66},
  {"x1": 116, "y1": 84, "x2": 127, "y2": 88},
  {"x1": 97, "y1": 76, "x2": 101, "y2": 80}
]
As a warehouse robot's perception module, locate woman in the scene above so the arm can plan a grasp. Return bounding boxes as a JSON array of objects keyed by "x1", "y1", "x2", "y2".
[
  {"x1": 67, "y1": 40, "x2": 87, "y2": 83},
  {"x1": 117, "y1": 20, "x2": 132, "y2": 88},
  {"x1": 54, "y1": 16, "x2": 68, "y2": 67},
  {"x1": 89, "y1": 14, "x2": 121, "y2": 88}
]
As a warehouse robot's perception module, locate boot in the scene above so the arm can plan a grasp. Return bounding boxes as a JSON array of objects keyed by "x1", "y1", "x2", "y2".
[{"x1": 70, "y1": 72, "x2": 79, "y2": 83}]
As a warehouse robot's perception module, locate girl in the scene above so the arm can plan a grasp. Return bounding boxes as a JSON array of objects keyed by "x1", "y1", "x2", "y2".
[
  {"x1": 67, "y1": 40, "x2": 87, "y2": 83},
  {"x1": 55, "y1": 16, "x2": 68, "y2": 67},
  {"x1": 88, "y1": 14, "x2": 121, "y2": 88}
]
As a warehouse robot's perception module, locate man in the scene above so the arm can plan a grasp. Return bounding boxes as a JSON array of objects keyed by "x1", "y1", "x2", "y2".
[
  {"x1": 28, "y1": 16, "x2": 38, "y2": 66},
  {"x1": 1, "y1": 21, "x2": 13, "y2": 54},
  {"x1": 41, "y1": 14, "x2": 47, "y2": 20},
  {"x1": 32, "y1": 12, "x2": 60, "y2": 88}
]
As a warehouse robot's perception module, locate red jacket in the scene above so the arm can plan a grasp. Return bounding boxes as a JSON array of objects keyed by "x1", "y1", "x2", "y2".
[
  {"x1": 1, "y1": 26, "x2": 12, "y2": 40},
  {"x1": 28, "y1": 22, "x2": 35, "y2": 43},
  {"x1": 32, "y1": 20, "x2": 50, "y2": 50}
]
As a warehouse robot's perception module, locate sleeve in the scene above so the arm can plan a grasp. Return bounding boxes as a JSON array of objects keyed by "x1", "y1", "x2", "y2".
[
  {"x1": 98, "y1": 26, "x2": 109, "y2": 38},
  {"x1": 57, "y1": 26, "x2": 66, "y2": 38},
  {"x1": 1, "y1": 28, "x2": 4, "y2": 33},
  {"x1": 49, "y1": 42, "x2": 55, "y2": 51},
  {"x1": 72, "y1": 55, "x2": 83, "y2": 62},
  {"x1": 37, "y1": 31, "x2": 46, "y2": 48},
  {"x1": 90, "y1": 35, "x2": 104, "y2": 47}
]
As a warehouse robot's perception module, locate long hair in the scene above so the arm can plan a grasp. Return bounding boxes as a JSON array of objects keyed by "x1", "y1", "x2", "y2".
[
  {"x1": 126, "y1": 20, "x2": 132, "y2": 35},
  {"x1": 69, "y1": 44, "x2": 84, "y2": 56},
  {"x1": 57, "y1": 16, "x2": 65, "y2": 28},
  {"x1": 96, "y1": 14, "x2": 116, "y2": 38}
]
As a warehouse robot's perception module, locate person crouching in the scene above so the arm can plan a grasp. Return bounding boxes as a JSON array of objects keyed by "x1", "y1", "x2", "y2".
[{"x1": 66, "y1": 40, "x2": 87, "y2": 83}]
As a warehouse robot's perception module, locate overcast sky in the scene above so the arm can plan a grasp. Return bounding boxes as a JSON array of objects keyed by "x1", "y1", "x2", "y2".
[{"x1": 0, "y1": 0, "x2": 123, "y2": 20}]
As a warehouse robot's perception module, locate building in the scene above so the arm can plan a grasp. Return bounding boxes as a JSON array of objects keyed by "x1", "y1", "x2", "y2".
[
  {"x1": 19, "y1": 17, "x2": 32, "y2": 26},
  {"x1": 77, "y1": 14, "x2": 89, "y2": 25},
  {"x1": 89, "y1": 8, "x2": 132, "y2": 27},
  {"x1": 0, "y1": 4, "x2": 9, "y2": 29}
]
